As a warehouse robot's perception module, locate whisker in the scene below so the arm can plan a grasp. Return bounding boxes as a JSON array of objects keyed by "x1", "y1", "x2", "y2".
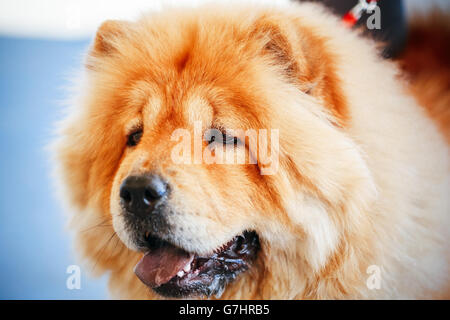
[
  {"x1": 80, "y1": 217, "x2": 112, "y2": 233},
  {"x1": 106, "y1": 234, "x2": 122, "y2": 263},
  {"x1": 92, "y1": 231, "x2": 118, "y2": 272}
]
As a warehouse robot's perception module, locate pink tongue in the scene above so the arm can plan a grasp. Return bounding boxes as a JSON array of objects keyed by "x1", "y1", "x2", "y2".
[{"x1": 134, "y1": 245, "x2": 193, "y2": 288}]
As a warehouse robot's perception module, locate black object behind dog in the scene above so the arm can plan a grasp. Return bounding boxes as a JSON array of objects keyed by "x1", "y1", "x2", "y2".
[{"x1": 305, "y1": 0, "x2": 407, "y2": 58}]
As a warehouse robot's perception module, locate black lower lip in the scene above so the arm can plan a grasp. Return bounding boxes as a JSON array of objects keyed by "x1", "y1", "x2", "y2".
[{"x1": 151, "y1": 231, "x2": 260, "y2": 298}]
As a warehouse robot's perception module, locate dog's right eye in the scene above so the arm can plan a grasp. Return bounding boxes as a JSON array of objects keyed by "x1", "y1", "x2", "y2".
[{"x1": 127, "y1": 129, "x2": 143, "y2": 147}]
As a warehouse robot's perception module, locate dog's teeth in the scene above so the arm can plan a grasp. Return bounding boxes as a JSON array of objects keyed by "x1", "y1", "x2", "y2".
[
  {"x1": 183, "y1": 262, "x2": 191, "y2": 273},
  {"x1": 177, "y1": 270, "x2": 184, "y2": 277}
]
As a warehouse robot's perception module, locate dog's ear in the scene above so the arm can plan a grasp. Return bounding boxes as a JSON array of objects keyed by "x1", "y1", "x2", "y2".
[
  {"x1": 87, "y1": 20, "x2": 130, "y2": 69},
  {"x1": 252, "y1": 14, "x2": 347, "y2": 125},
  {"x1": 251, "y1": 15, "x2": 314, "y2": 92}
]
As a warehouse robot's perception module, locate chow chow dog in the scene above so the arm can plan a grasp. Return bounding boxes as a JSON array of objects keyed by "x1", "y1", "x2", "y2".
[{"x1": 53, "y1": 2, "x2": 450, "y2": 299}]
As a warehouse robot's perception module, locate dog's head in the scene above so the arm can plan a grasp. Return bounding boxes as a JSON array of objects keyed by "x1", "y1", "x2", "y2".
[{"x1": 54, "y1": 4, "x2": 376, "y2": 299}]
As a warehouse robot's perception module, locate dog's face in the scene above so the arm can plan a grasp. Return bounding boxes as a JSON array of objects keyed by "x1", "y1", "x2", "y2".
[
  {"x1": 108, "y1": 58, "x2": 273, "y2": 297},
  {"x1": 55, "y1": 6, "x2": 376, "y2": 299}
]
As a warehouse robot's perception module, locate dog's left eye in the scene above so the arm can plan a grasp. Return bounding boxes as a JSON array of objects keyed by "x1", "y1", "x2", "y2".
[
  {"x1": 222, "y1": 133, "x2": 239, "y2": 145},
  {"x1": 205, "y1": 129, "x2": 239, "y2": 146},
  {"x1": 127, "y1": 129, "x2": 143, "y2": 147}
]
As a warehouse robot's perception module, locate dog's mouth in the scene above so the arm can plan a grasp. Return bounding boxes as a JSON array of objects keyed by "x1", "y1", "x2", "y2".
[{"x1": 134, "y1": 231, "x2": 260, "y2": 298}]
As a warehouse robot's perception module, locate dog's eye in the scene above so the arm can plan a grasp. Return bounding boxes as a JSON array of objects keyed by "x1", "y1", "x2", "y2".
[
  {"x1": 205, "y1": 129, "x2": 240, "y2": 146},
  {"x1": 127, "y1": 129, "x2": 143, "y2": 147},
  {"x1": 222, "y1": 133, "x2": 239, "y2": 145}
]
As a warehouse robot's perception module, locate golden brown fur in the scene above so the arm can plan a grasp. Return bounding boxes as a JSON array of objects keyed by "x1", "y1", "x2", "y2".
[{"x1": 53, "y1": 2, "x2": 450, "y2": 299}]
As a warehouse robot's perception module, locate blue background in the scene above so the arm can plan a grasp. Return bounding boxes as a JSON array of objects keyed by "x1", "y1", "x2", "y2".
[{"x1": 0, "y1": 36, "x2": 108, "y2": 299}]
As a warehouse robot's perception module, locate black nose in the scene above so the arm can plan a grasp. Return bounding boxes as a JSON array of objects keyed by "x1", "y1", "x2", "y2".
[{"x1": 119, "y1": 174, "x2": 168, "y2": 214}]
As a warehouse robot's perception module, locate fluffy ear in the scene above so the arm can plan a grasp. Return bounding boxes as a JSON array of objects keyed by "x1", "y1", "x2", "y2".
[
  {"x1": 251, "y1": 15, "x2": 315, "y2": 92},
  {"x1": 87, "y1": 20, "x2": 130, "y2": 68},
  {"x1": 252, "y1": 14, "x2": 348, "y2": 124}
]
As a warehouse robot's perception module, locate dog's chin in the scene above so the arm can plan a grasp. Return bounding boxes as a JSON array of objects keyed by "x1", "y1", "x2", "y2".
[{"x1": 133, "y1": 231, "x2": 260, "y2": 298}]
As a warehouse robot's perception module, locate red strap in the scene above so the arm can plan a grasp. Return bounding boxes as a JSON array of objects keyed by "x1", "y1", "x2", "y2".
[
  {"x1": 342, "y1": 12, "x2": 359, "y2": 27},
  {"x1": 342, "y1": 0, "x2": 379, "y2": 28}
]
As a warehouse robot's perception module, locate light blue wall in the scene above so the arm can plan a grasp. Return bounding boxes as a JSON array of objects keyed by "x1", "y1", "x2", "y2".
[{"x1": 0, "y1": 36, "x2": 108, "y2": 299}]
